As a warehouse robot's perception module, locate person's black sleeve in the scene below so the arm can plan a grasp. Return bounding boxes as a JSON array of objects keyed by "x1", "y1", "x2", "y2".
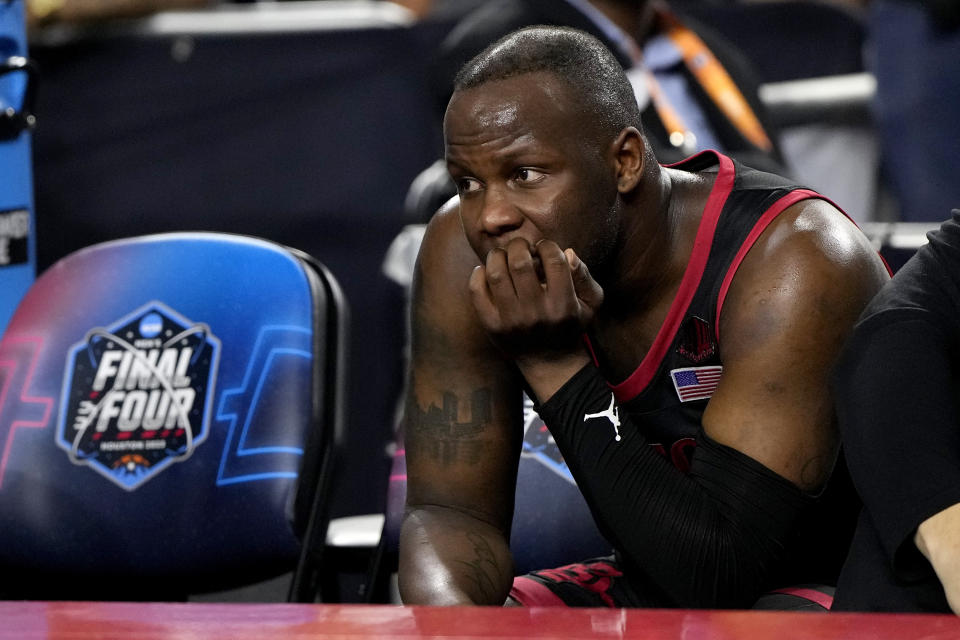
[
  {"x1": 536, "y1": 365, "x2": 813, "y2": 608},
  {"x1": 835, "y1": 310, "x2": 960, "y2": 580},
  {"x1": 835, "y1": 209, "x2": 960, "y2": 580}
]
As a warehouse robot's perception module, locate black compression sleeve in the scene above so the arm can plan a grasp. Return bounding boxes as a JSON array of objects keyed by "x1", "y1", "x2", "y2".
[{"x1": 536, "y1": 363, "x2": 813, "y2": 608}]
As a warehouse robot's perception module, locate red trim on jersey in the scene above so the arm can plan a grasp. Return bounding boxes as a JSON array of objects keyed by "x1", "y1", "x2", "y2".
[
  {"x1": 768, "y1": 586, "x2": 834, "y2": 610},
  {"x1": 584, "y1": 334, "x2": 600, "y2": 368},
  {"x1": 509, "y1": 576, "x2": 567, "y2": 607},
  {"x1": 710, "y1": 188, "x2": 894, "y2": 342},
  {"x1": 608, "y1": 152, "x2": 736, "y2": 402}
]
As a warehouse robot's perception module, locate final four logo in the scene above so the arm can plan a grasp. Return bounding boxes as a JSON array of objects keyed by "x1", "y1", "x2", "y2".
[{"x1": 56, "y1": 302, "x2": 220, "y2": 490}]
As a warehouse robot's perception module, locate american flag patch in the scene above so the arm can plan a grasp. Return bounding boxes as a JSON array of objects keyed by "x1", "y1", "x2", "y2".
[{"x1": 670, "y1": 366, "x2": 723, "y2": 402}]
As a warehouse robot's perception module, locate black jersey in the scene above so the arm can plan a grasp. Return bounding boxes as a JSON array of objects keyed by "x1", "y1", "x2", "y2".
[
  {"x1": 584, "y1": 151, "x2": 861, "y2": 589},
  {"x1": 589, "y1": 151, "x2": 820, "y2": 468}
]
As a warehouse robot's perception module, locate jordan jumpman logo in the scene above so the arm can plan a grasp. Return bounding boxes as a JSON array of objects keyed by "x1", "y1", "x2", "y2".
[{"x1": 583, "y1": 394, "x2": 621, "y2": 442}]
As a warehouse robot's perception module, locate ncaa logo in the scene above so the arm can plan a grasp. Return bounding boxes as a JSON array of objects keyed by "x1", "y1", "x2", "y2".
[{"x1": 56, "y1": 302, "x2": 221, "y2": 491}]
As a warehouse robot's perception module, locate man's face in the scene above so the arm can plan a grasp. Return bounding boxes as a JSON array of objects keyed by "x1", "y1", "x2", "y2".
[{"x1": 444, "y1": 72, "x2": 621, "y2": 270}]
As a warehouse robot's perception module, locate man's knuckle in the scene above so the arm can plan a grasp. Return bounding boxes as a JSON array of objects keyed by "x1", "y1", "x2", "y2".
[
  {"x1": 509, "y1": 254, "x2": 535, "y2": 273},
  {"x1": 544, "y1": 253, "x2": 567, "y2": 269},
  {"x1": 486, "y1": 269, "x2": 507, "y2": 285}
]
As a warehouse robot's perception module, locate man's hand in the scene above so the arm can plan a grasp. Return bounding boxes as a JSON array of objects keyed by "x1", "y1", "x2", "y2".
[
  {"x1": 468, "y1": 238, "x2": 603, "y2": 402},
  {"x1": 915, "y1": 502, "x2": 960, "y2": 615}
]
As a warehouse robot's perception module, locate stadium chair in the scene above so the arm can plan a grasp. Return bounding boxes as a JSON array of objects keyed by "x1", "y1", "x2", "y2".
[{"x1": 0, "y1": 232, "x2": 347, "y2": 602}]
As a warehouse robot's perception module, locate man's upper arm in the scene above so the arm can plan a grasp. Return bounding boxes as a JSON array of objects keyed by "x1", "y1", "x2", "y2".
[
  {"x1": 403, "y1": 203, "x2": 523, "y2": 531},
  {"x1": 703, "y1": 198, "x2": 889, "y2": 491}
]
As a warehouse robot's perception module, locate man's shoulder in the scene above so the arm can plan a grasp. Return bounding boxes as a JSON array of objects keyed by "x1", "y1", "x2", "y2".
[
  {"x1": 719, "y1": 196, "x2": 889, "y2": 341},
  {"x1": 420, "y1": 196, "x2": 467, "y2": 257},
  {"x1": 415, "y1": 196, "x2": 480, "y2": 293},
  {"x1": 749, "y1": 197, "x2": 882, "y2": 273}
]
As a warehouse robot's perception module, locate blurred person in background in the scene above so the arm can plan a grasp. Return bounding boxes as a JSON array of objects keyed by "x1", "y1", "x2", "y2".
[
  {"x1": 405, "y1": 0, "x2": 785, "y2": 224},
  {"x1": 865, "y1": 0, "x2": 960, "y2": 222},
  {"x1": 433, "y1": 0, "x2": 782, "y2": 171},
  {"x1": 724, "y1": 0, "x2": 960, "y2": 222}
]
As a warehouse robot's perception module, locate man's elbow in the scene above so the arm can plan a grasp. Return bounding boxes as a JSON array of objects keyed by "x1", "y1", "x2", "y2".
[{"x1": 397, "y1": 506, "x2": 514, "y2": 606}]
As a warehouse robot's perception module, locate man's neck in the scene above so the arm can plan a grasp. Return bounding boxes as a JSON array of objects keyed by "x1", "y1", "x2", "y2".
[{"x1": 602, "y1": 161, "x2": 680, "y2": 311}]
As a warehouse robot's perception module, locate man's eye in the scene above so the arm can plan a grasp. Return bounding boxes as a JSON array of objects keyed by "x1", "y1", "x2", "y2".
[
  {"x1": 515, "y1": 168, "x2": 546, "y2": 184},
  {"x1": 458, "y1": 177, "x2": 482, "y2": 193}
]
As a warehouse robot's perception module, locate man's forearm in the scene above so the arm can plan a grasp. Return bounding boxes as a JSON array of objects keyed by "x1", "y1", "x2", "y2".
[
  {"x1": 398, "y1": 506, "x2": 515, "y2": 606},
  {"x1": 515, "y1": 351, "x2": 592, "y2": 405},
  {"x1": 535, "y1": 364, "x2": 811, "y2": 607},
  {"x1": 915, "y1": 502, "x2": 960, "y2": 615}
]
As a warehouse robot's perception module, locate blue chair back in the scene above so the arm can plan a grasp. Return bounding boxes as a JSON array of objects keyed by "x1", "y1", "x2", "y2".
[
  {"x1": 0, "y1": 0, "x2": 37, "y2": 332},
  {"x1": 0, "y1": 233, "x2": 346, "y2": 600}
]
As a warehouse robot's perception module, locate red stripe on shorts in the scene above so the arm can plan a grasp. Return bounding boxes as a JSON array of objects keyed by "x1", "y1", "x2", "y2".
[
  {"x1": 509, "y1": 576, "x2": 568, "y2": 607},
  {"x1": 768, "y1": 586, "x2": 834, "y2": 610}
]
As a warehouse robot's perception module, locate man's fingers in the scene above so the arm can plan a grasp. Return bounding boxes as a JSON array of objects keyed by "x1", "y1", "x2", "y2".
[
  {"x1": 535, "y1": 240, "x2": 575, "y2": 297},
  {"x1": 483, "y1": 246, "x2": 518, "y2": 304},
  {"x1": 474, "y1": 241, "x2": 602, "y2": 336},
  {"x1": 565, "y1": 248, "x2": 604, "y2": 312},
  {"x1": 468, "y1": 264, "x2": 501, "y2": 329},
  {"x1": 505, "y1": 238, "x2": 544, "y2": 302}
]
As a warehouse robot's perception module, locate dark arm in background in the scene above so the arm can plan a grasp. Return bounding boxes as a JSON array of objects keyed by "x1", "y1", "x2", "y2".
[{"x1": 835, "y1": 210, "x2": 960, "y2": 614}]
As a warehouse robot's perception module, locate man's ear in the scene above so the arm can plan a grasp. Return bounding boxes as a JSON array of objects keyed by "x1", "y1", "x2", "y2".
[{"x1": 612, "y1": 126, "x2": 645, "y2": 193}]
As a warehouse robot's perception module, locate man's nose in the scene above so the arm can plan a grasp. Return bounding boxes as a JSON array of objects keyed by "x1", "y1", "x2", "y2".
[{"x1": 478, "y1": 189, "x2": 523, "y2": 236}]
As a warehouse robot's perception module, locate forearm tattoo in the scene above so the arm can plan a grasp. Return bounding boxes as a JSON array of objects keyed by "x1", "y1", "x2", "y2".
[
  {"x1": 454, "y1": 531, "x2": 504, "y2": 603},
  {"x1": 407, "y1": 388, "x2": 491, "y2": 466}
]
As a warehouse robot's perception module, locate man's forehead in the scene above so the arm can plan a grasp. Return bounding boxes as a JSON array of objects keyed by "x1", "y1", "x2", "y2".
[
  {"x1": 446, "y1": 72, "x2": 575, "y2": 132},
  {"x1": 461, "y1": 95, "x2": 520, "y2": 130}
]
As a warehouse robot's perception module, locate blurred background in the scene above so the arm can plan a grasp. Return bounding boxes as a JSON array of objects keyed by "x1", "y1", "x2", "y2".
[{"x1": 2, "y1": 0, "x2": 958, "y2": 543}]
